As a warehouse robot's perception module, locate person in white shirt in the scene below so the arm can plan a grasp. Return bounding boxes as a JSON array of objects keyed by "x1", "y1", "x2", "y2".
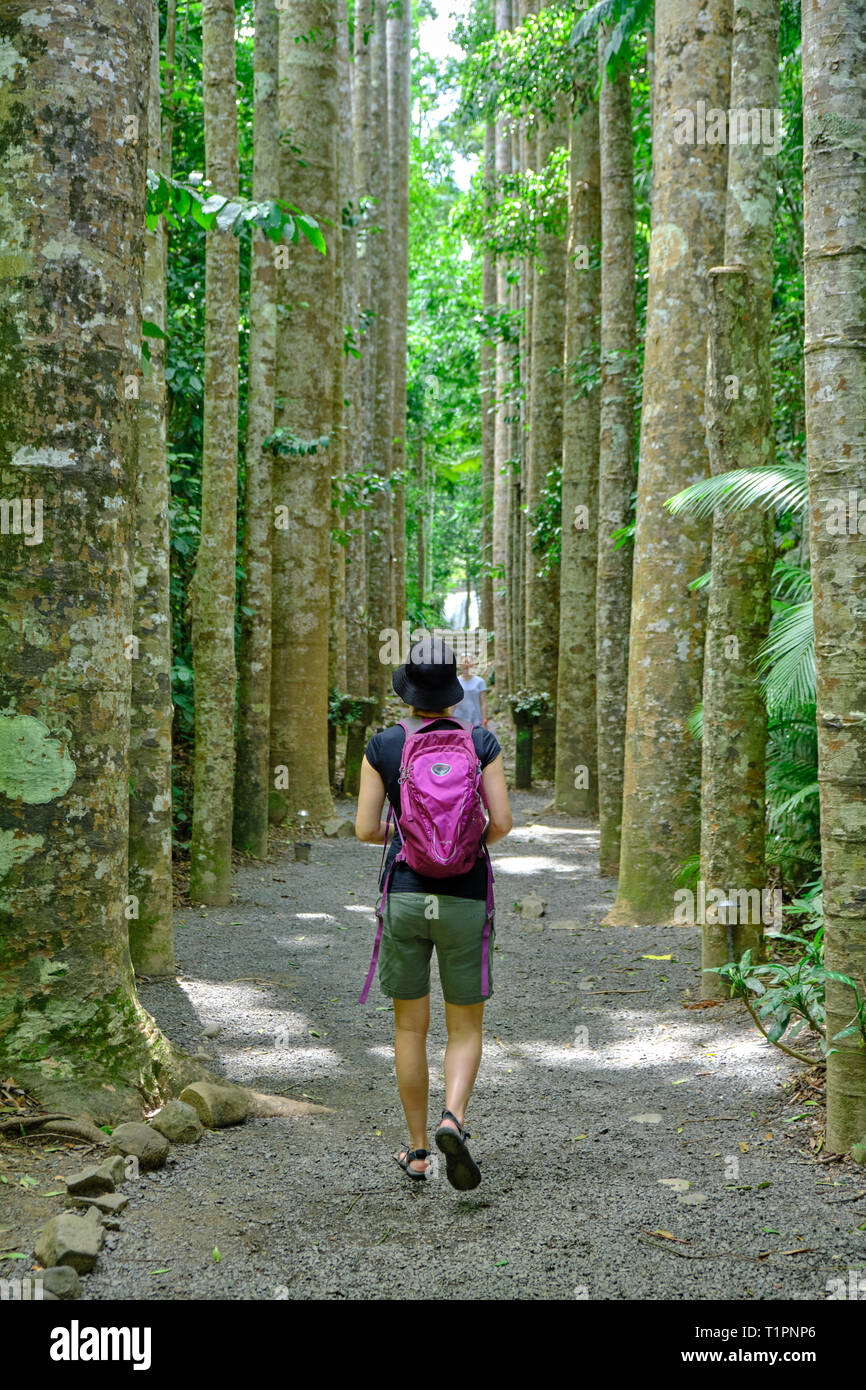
[{"x1": 451, "y1": 657, "x2": 488, "y2": 728}]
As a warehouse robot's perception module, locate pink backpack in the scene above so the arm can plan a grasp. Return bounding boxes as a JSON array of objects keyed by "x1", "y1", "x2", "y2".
[{"x1": 359, "y1": 716, "x2": 495, "y2": 1003}]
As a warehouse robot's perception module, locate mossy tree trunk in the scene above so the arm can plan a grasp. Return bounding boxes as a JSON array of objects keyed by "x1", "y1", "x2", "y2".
[
  {"x1": 607, "y1": 0, "x2": 731, "y2": 925},
  {"x1": 328, "y1": 3, "x2": 351, "y2": 696},
  {"x1": 596, "y1": 26, "x2": 636, "y2": 875},
  {"x1": 0, "y1": 0, "x2": 196, "y2": 1119},
  {"x1": 347, "y1": 0, "x2": 372, "y2": 699},
  {"x1": 802, "y1": 0, "x2": 866, "y2": 1151},
  {"x1": 700, "y1": 0, "x2": 777, "y2": 995},
  {"x1": 525, "y1": 90, "x2": 567, "y2": 780},
  {"x1": 270, "y1": 0, "x2": 338, "y2": 826},
  {"x1": 130, "y1": 0, "x2": 174, "y2": 973},
  {"x1": 388, "y1": 0, "x2": 411, "y2": 634},
  {"x1": 233, "y1": 0, "x2": 279, "y2": 858},
  {"x1": 554, "y1": 94, "x2": 600, "y2": 815},
  {"x1": 492, "y1": 0, "x2": 513, "y2": 694},
  {"x1": 189, "y1": 0, "x2": 240, "y2": 903},
  {"x1": 365, "y1": 0, "x2": 393, "y2": 709},
  {"x1": 480, "y1": 123, "x2": 496, "y2": 643}
]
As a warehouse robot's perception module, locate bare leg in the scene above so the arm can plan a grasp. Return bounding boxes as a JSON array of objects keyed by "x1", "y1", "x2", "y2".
[
  {"x1": 441, "y1": 1000, "x2": 485, "y2": 1130},
  {"x1": 392, "y1": 995, "x2": 431, "y2": 1173}
]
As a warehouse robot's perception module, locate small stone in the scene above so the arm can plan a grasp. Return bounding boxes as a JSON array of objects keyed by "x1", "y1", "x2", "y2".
[
  {"x1": 40, "y1": 1266, "x2": 81, "y2": 1300},
  {"x1": 178, "y1": 1081, "x2": 248, "y2": 1128},
  {"x1": 34, "y1": 1213, "x2": 104, "y2": 1274},
  {"x1": 548, "y1": 920, "x2": 581, "y2": 931},
  {"x1": 70, "y1": 1192, "x2": 129, "y2": 1217},
  {"x1": 202, "y1": 1022, "x2": 222, "y2": 1038},
  {"x1": 190, "y1": 1051, "x2": 213, "y2": 1062},
  {"x1": 518, "y1": 893, "x2": 546, "y2": 919},
  {"x1": 65, "y1": 1165, "x2": 115, "y2": 1198},
  {"x1": 851, "y1": 1140, "x2": 866, "y2": 1164},
  {"x1": 628, "y1": 1113, "x2": 663, "y2": 1124},
  {"x1": 99, "y1": 1155, "x2": 126, "y2": 1185},
  {"x1": 108, "y1": 1122, "x2": 170, "y2": 1171},
  {"x1": 150, "y1": 1100, "x2": 204, "y2": 1145},
  {"x1": 323, "y1": 817, "x2": 355, "y2": 837},
  {"x1": 678, "y1": 1191, "x2": 708, "y2": 1205}
]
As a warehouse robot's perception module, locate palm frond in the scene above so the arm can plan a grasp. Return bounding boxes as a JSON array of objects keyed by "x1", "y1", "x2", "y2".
[
  {"x1": 666, "y1": 463, "x2": 809, "y2": 521},
  {"x1": 772, "y1": 558, "x2": 811, "y2": 602},
  {"x1": 686, "y1": 702, "x2": 703, "y2": 742},
  {"x1": 757, "y1": 601, "x2": 816, "y2": 710}
]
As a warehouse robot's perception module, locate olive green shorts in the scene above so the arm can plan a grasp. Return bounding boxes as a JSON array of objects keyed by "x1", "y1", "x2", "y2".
[{"x1": 378, "y1": 891, "x2": 494, "y2": 1005}]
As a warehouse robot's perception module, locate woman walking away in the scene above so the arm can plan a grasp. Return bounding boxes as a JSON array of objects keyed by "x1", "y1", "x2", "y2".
[{"x1": 355, "y1": 637, "x2": 512, "y2": 1189}]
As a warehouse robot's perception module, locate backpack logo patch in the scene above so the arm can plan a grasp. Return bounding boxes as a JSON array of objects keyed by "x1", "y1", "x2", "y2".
[{"x1": 430, "y1": 762, "x2": 452, "y2": 776}]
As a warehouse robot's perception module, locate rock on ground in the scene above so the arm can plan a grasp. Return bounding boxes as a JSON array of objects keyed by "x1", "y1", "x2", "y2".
[
  {"x1": 34, "y1": 1213, "x2": 104, "y2": 1274},
  {"x1": 149, "y1": 1100, "x2": 204, "y2": 1144},
  {"x1": 108, "y1": 1123, "x2": 170, "y2": 1171}
]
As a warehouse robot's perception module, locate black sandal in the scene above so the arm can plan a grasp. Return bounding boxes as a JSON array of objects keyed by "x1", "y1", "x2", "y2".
[
  {"x1": 393, "y1": 1145, "x2": 430, "y2": 1181},
  {"x1": 434, "y1": 1108, "x2": 481, "y2": 1191}
]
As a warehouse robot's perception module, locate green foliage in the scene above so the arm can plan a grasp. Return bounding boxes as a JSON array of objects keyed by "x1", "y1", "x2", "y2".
[
  {"x1": 706, "y1": 888, "x2": 866, "y2": 1062},
  {"x1": 505, "y1": 687, "x2": 551, "y2": 721},
  {"x1": 571, "y1": 0, "x2": 654, "y2": 81}
]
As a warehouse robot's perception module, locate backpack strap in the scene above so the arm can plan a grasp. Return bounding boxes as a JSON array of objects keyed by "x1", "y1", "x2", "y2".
[
  {"x1": 480, "y1": 843, "x2": 495, "y2": 996},
  {"x1": 360, "y1": 801, "x2": 398, "y2": 1005}
]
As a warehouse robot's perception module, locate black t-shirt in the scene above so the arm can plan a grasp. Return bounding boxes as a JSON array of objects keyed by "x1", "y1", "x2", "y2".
[{"x1": 364, "y1": 719, "x2": 501, "y2": 899}]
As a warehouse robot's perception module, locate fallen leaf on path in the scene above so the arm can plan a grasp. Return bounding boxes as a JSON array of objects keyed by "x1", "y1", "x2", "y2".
[{"x1": 640, "y1": 1229, "x2": 690, "y2": 1243}]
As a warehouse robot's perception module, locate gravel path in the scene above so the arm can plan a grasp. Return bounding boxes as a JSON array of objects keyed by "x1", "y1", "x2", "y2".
[{"x1": 84, "y1": 789, "x2": 866, "y2": 1301}]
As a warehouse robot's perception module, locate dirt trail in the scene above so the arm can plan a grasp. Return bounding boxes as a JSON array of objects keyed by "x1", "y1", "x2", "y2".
[{"x1": 64, "y1": 791, "x2": 866, "y2": 1299}]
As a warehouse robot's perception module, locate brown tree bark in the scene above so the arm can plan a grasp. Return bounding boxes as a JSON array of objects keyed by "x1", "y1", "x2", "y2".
[
  {"x1": 233, "y1": 0, "x2": 279, "y2": 856},
  {"x1": 699, "y1": 0, "x2": 777, "y2": 994},
  {"x1": 481, "y1": 124, "x2": 497, "y2": 644},
  {"x1": 364, "y1": 0, "x2": 393, "y2": 709},
  {"x1": 525, "y1": 88, "x2": 567, "y2": 779},
  {"x1": 596, "y1": 27, "x2": 636, "y2": 875},
  {"x1": 0, "y1": 0, "x2": 195, "y2": 1119},
  {"x1": 388, "y1": 0, "x2": 411, "y2": 635},
  {"x1": 554, "y1": 95, "x2": 600, "y2": 815},
  {"x1": 803, "y1": 0, "x2": 866, "y2": 1150},
  {"x1": 607, "y1": 0, "x2": 731, "y2": 925},
  {"x1": 189, "y1": 0, "x2": 240, "y2": 903},
  {"x1": 270, "y1": 0, "x2": 339, "y2": 826},
  {"x1": 492, "y1": 0, "x2": 513, "y2": 694},
  {"x1": 129, "y1": 0, "x2": 174, "y2": 973}
]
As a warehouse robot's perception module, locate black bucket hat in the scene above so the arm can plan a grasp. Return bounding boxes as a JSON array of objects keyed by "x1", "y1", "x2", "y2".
[{"x1": 392, "y1": 635, "x2": 464, "y2": 710}]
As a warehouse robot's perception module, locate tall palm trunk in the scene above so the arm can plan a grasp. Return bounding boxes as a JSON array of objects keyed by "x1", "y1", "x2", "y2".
[
  {"x1": 348, "y1": 0, "x2": 373, "y2": 698},
  {"x1": 329, "y1": 5, "x2": 351, "y2": 696},
  {"x1": 596, "y1": 27, "x2": 636, "y2": 875},
  {"x1": 492, "y1": 0, "x2": 513, "y2": 692},
  {"x1": 190, "y1": 0, "x2": 240, "y2": 903},
  {"x1": 481, "y1": 124, "x2": 497, "y2": 644},
  {"x1": 554, "y1": 95, "x2": 600, "y2": 815},
  {"x1": 365, "y1": 0, "x2": 393, "y2": 707},
  {"x1": 233, "y1": 0, "x2": 279, "y2": 855},
  {"x1": 607, "y1": 0, "x2": 732, "y2": 925},
  {"x1": 129, "y1": 0, "x2": 174, "y2": 973},
  {"x1": 700, "y1": 0, "x2": 777, "y2": 993},
  {"x1": 525, "y1": 90, "x2": 567, "y2": 778},
  {"x1": 0, "y1": 0, "x2": 191, "y2": 1118},
  {"x1": 388, "y1": 0, "x2": 411, "y2": 635},
  {"x1": 270, "y1": 0, "x2": 338, "y2": 825},
  {"x1": 803, "y1": 0, "x2": 866, "y2": 1151}
]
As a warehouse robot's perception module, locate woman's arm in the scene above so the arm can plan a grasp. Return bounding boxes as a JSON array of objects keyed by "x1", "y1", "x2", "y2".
[
  {"x1": 480, "y1": 688, "x2": 489, "y2": 724},
  {"x1": 355, "y1": 754, "x2": 390, "y2": 843},
  {"x1": 480, "y1": 752, "x2": 512, "y2": 846}
]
